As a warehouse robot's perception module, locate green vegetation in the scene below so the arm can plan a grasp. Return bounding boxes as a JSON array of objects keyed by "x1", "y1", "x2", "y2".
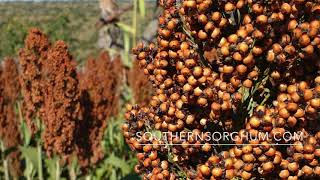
[
  {"x1": 0, "y1": 2, "x2": 100, "y2": 62},
  {"x1": 0, "y1": 2, "x2": 158, "y2": 63}
]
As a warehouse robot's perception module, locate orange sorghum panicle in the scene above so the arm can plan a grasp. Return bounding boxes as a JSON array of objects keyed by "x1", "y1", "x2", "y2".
[
  {"x1": 42, "y1": 40, "x2": 80, "y2": 157},
  {"x1": 0, "y1": 58, "x2": 22, "y2": 177},
  {"x1": 76, "y1": 52, "x2": 122, "y2": 168},
  {"x1": 19, "y1": 28, "x2": 50, "y2": 134}
]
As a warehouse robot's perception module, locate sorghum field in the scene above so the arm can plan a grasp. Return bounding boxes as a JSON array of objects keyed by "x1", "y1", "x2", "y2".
[
  {"x1": 0, "y1": 2, "x2": 99, "y2": 62},
  {"x1": 1, "y1": 0, "x2": 320, "y2": 180},
  {"x1": 0, "y1": 1, "x2": 155, "y2": 179}
]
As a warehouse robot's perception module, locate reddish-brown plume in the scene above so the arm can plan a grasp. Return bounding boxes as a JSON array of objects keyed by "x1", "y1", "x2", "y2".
[
  {"x1": 80, "y1": 52, "x2": 122, "y2": 118},
  {"x1": 42, "y1": 40, "x2": 80, "y2": 157},
  {"x1": 0, "y1": 58, "x2": 22, "y2": 177},
  {"x1": 19, "y1": 28, "x2": 50, "y2": 134},
  {"x1": 17, "y1": 28, "x2": 126, "y2": 169},
  {"x1": 76, "y1": 52, "x2": 122, "y2": 168},
  {"x1": 129, "y1": 61, "x2": 153, "y2": 105}
]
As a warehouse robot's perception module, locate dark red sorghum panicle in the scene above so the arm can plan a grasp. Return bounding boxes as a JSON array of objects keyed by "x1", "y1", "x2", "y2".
[
  {"x1": 42, "y1": 40, "x2": 80, "y2": 158},
  {"x1": 76, "y1": 52, "x2": 122, "y2": 168},
  {"x1": 19, "y1": 28, "x2": 50, "y2": 134},
  {"x1": 0, "y1": 58, "x2": 22, "y2": 177},
  {"x1": 81, "y1": 52, "x2": 122, "y2": 119}
]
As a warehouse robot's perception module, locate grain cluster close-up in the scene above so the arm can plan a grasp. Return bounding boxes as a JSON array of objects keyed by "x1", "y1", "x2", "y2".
[
  {"x1": 0, "y1": 0, "x2": 320, "y2": 179},
  {"x1": 123, "y1": 0, "x2": 320, "y2": 179}
]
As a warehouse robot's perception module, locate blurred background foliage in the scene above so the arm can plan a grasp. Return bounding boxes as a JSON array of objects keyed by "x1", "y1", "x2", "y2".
[
  {"x1": 0, "y1": 1, "x2": 157, "y2": 63},
  {"x1": 0, "y1": 2, "x2": 100, "y2": 62}
]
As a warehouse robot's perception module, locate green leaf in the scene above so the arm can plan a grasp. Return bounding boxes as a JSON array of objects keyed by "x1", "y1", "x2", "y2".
[
  {"x1": 24, "y1": 158, "x2": 35, "y2": 179},
  {"x1": 35, "y1": 118, "x2": 43, "y2": 140},
  {"x1": 121, "y1": 32, "x2": 132, "y2": 68},
  {"x1": 116, "y1": 22, "x2": 135, "y2": 35},
  {"x1": 138, "y1": 0, "x2": 146, "y2": 17},
  {"x1": 69, "y1": 155, "x2": 79, "y2": 172},
  {"x1": 122, "y1": 84, "x2": 133, "y2": 103},
  {"x1": 240, "y1": 87, "x2": 250, "y2": 103},
  {"x1": 168, "y1": 152, "x2": 174, "y2": 164},
  {"x1": 105, "y1": 154, "x2": 131, "y2": 175},
  {"x1": 110, "y1": 169, "x2": 117, "y2": 180},
  {"x1": 109, "y1": 119, "x2": 114, "y2": 146},
  {"x1": 20, "y1": 146, "x2": 39, "y2": 171},
  {"x1": 21, "y1": 117, "x2": 32, "y2": 146},
  {"x1": 45, "y1": 156, "x2": 59, "y2": 180},
  {"x1": 68, "y1": 156, "x2": 79, "y2": 180},
  {"x1": 95, "y1": 168, "x2": 107, "y2": 180}
]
